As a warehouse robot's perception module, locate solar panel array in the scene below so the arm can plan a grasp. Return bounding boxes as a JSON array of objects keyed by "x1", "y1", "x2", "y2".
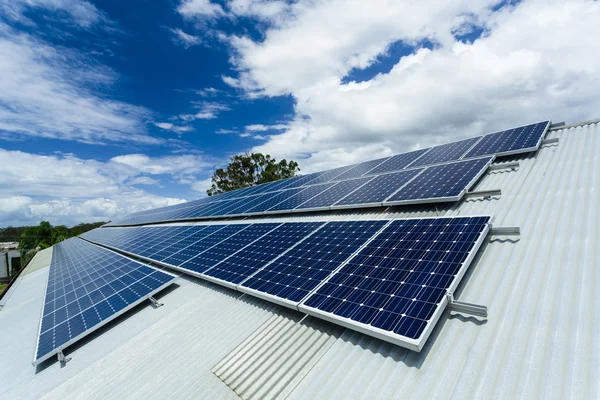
[
  {"x1": 107, "y1": 120, "x2": 548, "y2": 227},
  {"x1": 83, "y1": 215, "x2": 491, "y2": 350},
  {"x1": 37, "y1": 120, "x2": 548, "y2": 362},
  {"x1": 34, "y1": 238, "x2": 176, "y2": 365}
]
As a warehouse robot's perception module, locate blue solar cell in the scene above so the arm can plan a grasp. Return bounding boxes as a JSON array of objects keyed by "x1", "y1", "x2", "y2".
[
  {"x1": 295, "y1": 177, "x2": 372, "y2": 210},
  {"x1": 161, "y1": 224, "x2": 250, "y2": 267},
  {"x1": 278, "y1": 172, "x2": 323, "y2": 189},
  {"x1": 331, "y1": 158, "x2": 390, "y2": 181},
  {"x1": 363, "y1": 149, "x2": 429, "y2": 175},
  {"x1": 246, "y1": 188, "x2": 306, "y2": 213},
  {"x1": 386, "y1": 157, "x2": 493, "y2": 204},
  {"x1": 409, "y1": 137, "x2": 483, "y2": 168},
  {"x1": 334, "y1": 169, "x2": 424, "y2": 206},
  {"x1": 223, "y1": 192, "x2": 282, "y2": 216},
  {"x1": 302, "y1": 165, "x2": 356, "y2": 186},
  {"x1": 35, "y1": 238, "x2": 176, "y2": 365},
  {"x1": 149, "y1": 225, "x2": 225, "y2": 261},
  {"x1": 267, "y1": 183, "x2": 336, "y2": 212},
  {"x1": 464, "y1": 120, "x2": 550, "y2": 158},
  {"x1": 135, "y1": 226, "x2": 193, "y2": 258},
  {"x1": 204, "y1": 222, "x2": 325, "y2": 285},
  {"x1": 300, "y1": 216, "x2": 490, "y2": 348},
  {"x1": 179, "y1": 223, "x2": 280, "y2": 274},
  {"x1": 240, "y1": 220, "x2": 387, "y2": 303}
]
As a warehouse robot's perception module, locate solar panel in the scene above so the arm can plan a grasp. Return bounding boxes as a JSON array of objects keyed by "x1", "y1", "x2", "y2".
[
  {"x1": 277, "y1": 172, "x2": 322, "y2": 189},
  {"x1": 301, "y1": 165, "x2": 356, "y2": 186},
  {"x1": 34, "y1": 238, "x2": 176, "y2": 365},
  {"x1": 177, "y1": 223, "x2": 281, "y2": 274},
  {"x1": 333, "y1": 169, "x2": 424, "y2": 208},
  {"x1": 408, "y1": 137, "x2": 483, "y2": 168},
  {"x1": 365, "y1": 149, "x2": 429, "y2": 175},
  {"x1": 295, "y1": 177, "x2": 372, "y2": 210},
  {"x1": 385, "y1": 157, "x2": 493, "y2": 205},
  {"x1": 246, "y1": 188, "x2": 306, "y2": 214},
  {"x1": 299, "y1": 216, "x2": 490, "y2": 351},
  {"x1": 239, "y1": 220, "x2": 387, "y2": 307},
  {"x1": 203, "y1": 222, "x2": 325, "y2": 287},
  {"x1": 267, "y1": 183, "x2": 337, "y2": 212},
  {"x1": 332, "y1": 157, "x2": 390, "y2": 181},
  {"x1": 464, "y1": 120, "x2": 550, "y2": 158},
  {"x1": 161, "y1": 225, "x2": 249, "y2": 267},
  {"x1": 223, "y1": 192, "x2": 282, "y2": 216}
]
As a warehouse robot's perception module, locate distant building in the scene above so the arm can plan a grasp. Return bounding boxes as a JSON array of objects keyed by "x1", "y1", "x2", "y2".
[{"x1": 0, "y1": 242, "x2": 20, "y2": 282}]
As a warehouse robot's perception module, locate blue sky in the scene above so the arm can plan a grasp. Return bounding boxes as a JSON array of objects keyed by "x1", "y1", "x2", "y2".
[{"x1": 1, "y1": 0, "x2": 599, "y2": 226}]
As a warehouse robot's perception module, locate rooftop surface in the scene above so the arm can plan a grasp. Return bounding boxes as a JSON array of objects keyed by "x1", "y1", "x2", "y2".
[{"x1": 0, "y1": 120, "x2": 598, "y2": 399}]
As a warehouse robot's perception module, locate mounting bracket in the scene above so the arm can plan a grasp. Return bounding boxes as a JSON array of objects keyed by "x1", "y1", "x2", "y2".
[
  {"x1": 464, "y1": 189, "x2": 502, "y2": 200},
  {"x1": 488, "y1": 161, "x2": 519, "y2": 172},
  {"x1": 446, "y1": 293, "x2": 488, "y2": 318},
  {"x1": 58, "y1": 350, "x2": 71, "y2": 367},
  {"x1": 489, "y1": 226, "x2": 521, "y2": 236},
  {"x1": 149, "y1": 296, "x2": 163, "y2": 308},
  {"x1": 541, "y1": 137, "x2": 560, "y2": 145}
]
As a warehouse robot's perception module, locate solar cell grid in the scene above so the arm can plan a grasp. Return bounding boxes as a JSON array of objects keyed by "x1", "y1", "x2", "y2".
[
  {"x1": 204, "y1": 222, "x2": 325, "y2": 286},
  {"x1": 363, "y1": 149, "x2": 429, "y2": 175},
  {"x1": 464, "y1": 120, "x2": 550, "y2": 158},
  {"x1": 267, "y1": 183, "x2": 336, "y2": 212},
  {"x1": 334, "y1": 169, "x2": 423, "y2": 207},
  {"x1": 386, "y1": 157, "x2": 493, "y2": 204},
  {"x1": 240, "y1": 220, "x2": 387, "y2": 304},
  {"x1": 295, "y1": 177, "x2": 372, "y2": 210},
  {"x1": 35, "y1": 238, "x2": 176, "y2": 365},
  {"x1": 408, "y1": 137, "x2": 482, "y2": 168},
  {"x1": 302, "y1": 165, "x2": 356, "y2": 186},
  {"x1": 179, "y1": 223, "x2": 281, "y2": 274},
  {"x1": 161, "y1": 224, "x2": 249, "y2": 267},
  {"x1": 300, "y1": 216, "x2": 490, "y2": 350},
  {"x1": 246, "y1": 188, "x2": 305, "y2": 213},
  {"x1": 147, "y1": 225, "x2": 218, "y2": 261},
  {"x1": 332, "y1": 157, "x2": 390, "y2": 181}
]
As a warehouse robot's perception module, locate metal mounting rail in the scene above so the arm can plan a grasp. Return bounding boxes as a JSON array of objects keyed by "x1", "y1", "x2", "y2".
[
  {"x1": 446, "y1": 293, "x2": 488, "y2": 318},
  {"x1": 549, "y1": 121, "x2": 565, "y2": 129},
  {"x1": 58, "y1": 350, "x2": 71, "y2": 367},
  {"x1": 489, "y1": 226, "x2": 520, "y2": 236},
  {"x1": 488, "y1": 162, "x2": 519, "y2": 171},
  {"x1": 464, "y1": 189, "x2": 501, "y2": 200},
  {"x1": 541, "y1": 137, "x2": 560, "y2": 145}
]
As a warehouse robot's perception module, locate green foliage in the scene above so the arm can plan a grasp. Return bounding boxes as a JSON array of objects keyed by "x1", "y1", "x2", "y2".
[
  {"x1": 207, "y1": 152, "x2": 299, "y2": 196},
  {"x1": 16, "y1": 221, "x2": 106, "y2": 252}
]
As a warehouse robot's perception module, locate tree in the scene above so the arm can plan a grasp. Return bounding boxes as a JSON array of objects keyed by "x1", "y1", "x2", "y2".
[{"x1": 207, "y1": 152, "x2": 299, "y2": 196}]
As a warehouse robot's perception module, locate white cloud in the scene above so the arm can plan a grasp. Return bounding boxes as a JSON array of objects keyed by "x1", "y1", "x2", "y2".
[
  {"x1": 170, "y1": 28, "x2": 202, "y2": 48},
  {"x1": 0, "y1": 149, "x2": 216, "y2": 226},
  {"x1": 0, "y1": 23, "x2": 158, "y2": 145},
  {"x1": 154, "y1": 121, "x2": 194, "y2": 134},
  {"x1": 214, "y1": 0, "x2": 600, "y2": 170},
  {"x1": 190, "y1": 177, "x2": 213, "y2": 194},
  {"x1": 245, "y1": 123, "x2": 287, "y2": 132},
  {"x1": 1, "y1": 0, "x2": 104, "y2": 28},
  {"x1": 177, "y1": 0, "x2": 224, "y2": 19},
  {"x1": 179, "y1": 101, "x2": 231, "y2": 120}
]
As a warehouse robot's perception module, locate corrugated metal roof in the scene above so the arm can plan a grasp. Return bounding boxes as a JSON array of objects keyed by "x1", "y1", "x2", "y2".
[{"x1": 0, "y1": 121, "x2": 598, "y2": 399}]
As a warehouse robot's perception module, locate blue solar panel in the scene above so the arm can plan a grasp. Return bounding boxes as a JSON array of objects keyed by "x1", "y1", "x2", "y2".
[
  {"x1": 386, "y1": 157, "x2": 493, "y2": 204},
  {"x1": 464, "y1": 120, "x2": 550, "y2": 158},
  {"x1": 135, "y1": 226, "x2": 193, "y2": 258},
  {"x1": 246, "y1": 188, "x2": 305, "y2": 214},
  {"x1": 178, "y1": 223, "x2": 281, "y2": 274},
  {"x1": 278, "y1": 172, "x2": 322, "y2": 189},
  {"x1": 203, "y1": 222, "x2": 325, "y2": 286},
  {"x1": 299, "y1": 216, "x2": 490, "y2": 351},
  {"x1": 332, "y1": 158, "x2": 391, "y2": 181},
  {"x1": 295, "y1": 177, "x2": 372, "y2": 210},
  {"x1": 302, "y1": 165, "x2": 356, "y2": 186},
  {"x1": 223, "y1": 192, "x2": 281, "y2": 215},
  {"x1": 408, "y1": 137, "x2": 483, "y2": 168},
  {"x1": 334, "y1": 169, "x2": 424, "y2": 207},
  {"x1": 161, "y1": 225, "x2": 249, "y2": 267},
  {"x1": 365, "y1": 149, "x2": 429, "y2": 175},
  {"x1": 34, "y1": 238, "x2": 176, "y2": 365},
  {"x1": 239, "y1": 220, "x2": 387, "y2": 305},
  {"x1": 267, "y1": 183, "x2": 336, "y2": 212}
]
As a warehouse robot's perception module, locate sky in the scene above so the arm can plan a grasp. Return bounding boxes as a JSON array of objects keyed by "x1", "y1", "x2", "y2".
[{"x1": 1, "y1": 0, "x2": 599, "y2": 227}]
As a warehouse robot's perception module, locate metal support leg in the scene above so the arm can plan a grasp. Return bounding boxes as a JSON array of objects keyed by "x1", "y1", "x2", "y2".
[
  {"x1": 488, "y1": 162, "x2": 520, "y2": 172},
  {"x1": 149, "y1": 296, "x2": 163, "y2": 308},
  {"x1": 490, "y1": 226, "x2": 521, "y2": 236},
  {"x1": 464, "y1": 189, "x2": 502, "y2": 200},
  {"x1": 58, "y1": 350, "x2": 71, "y2": 367},
  {"x1": 446, "y1": 293, "x2": 488, "y2": 318}
]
